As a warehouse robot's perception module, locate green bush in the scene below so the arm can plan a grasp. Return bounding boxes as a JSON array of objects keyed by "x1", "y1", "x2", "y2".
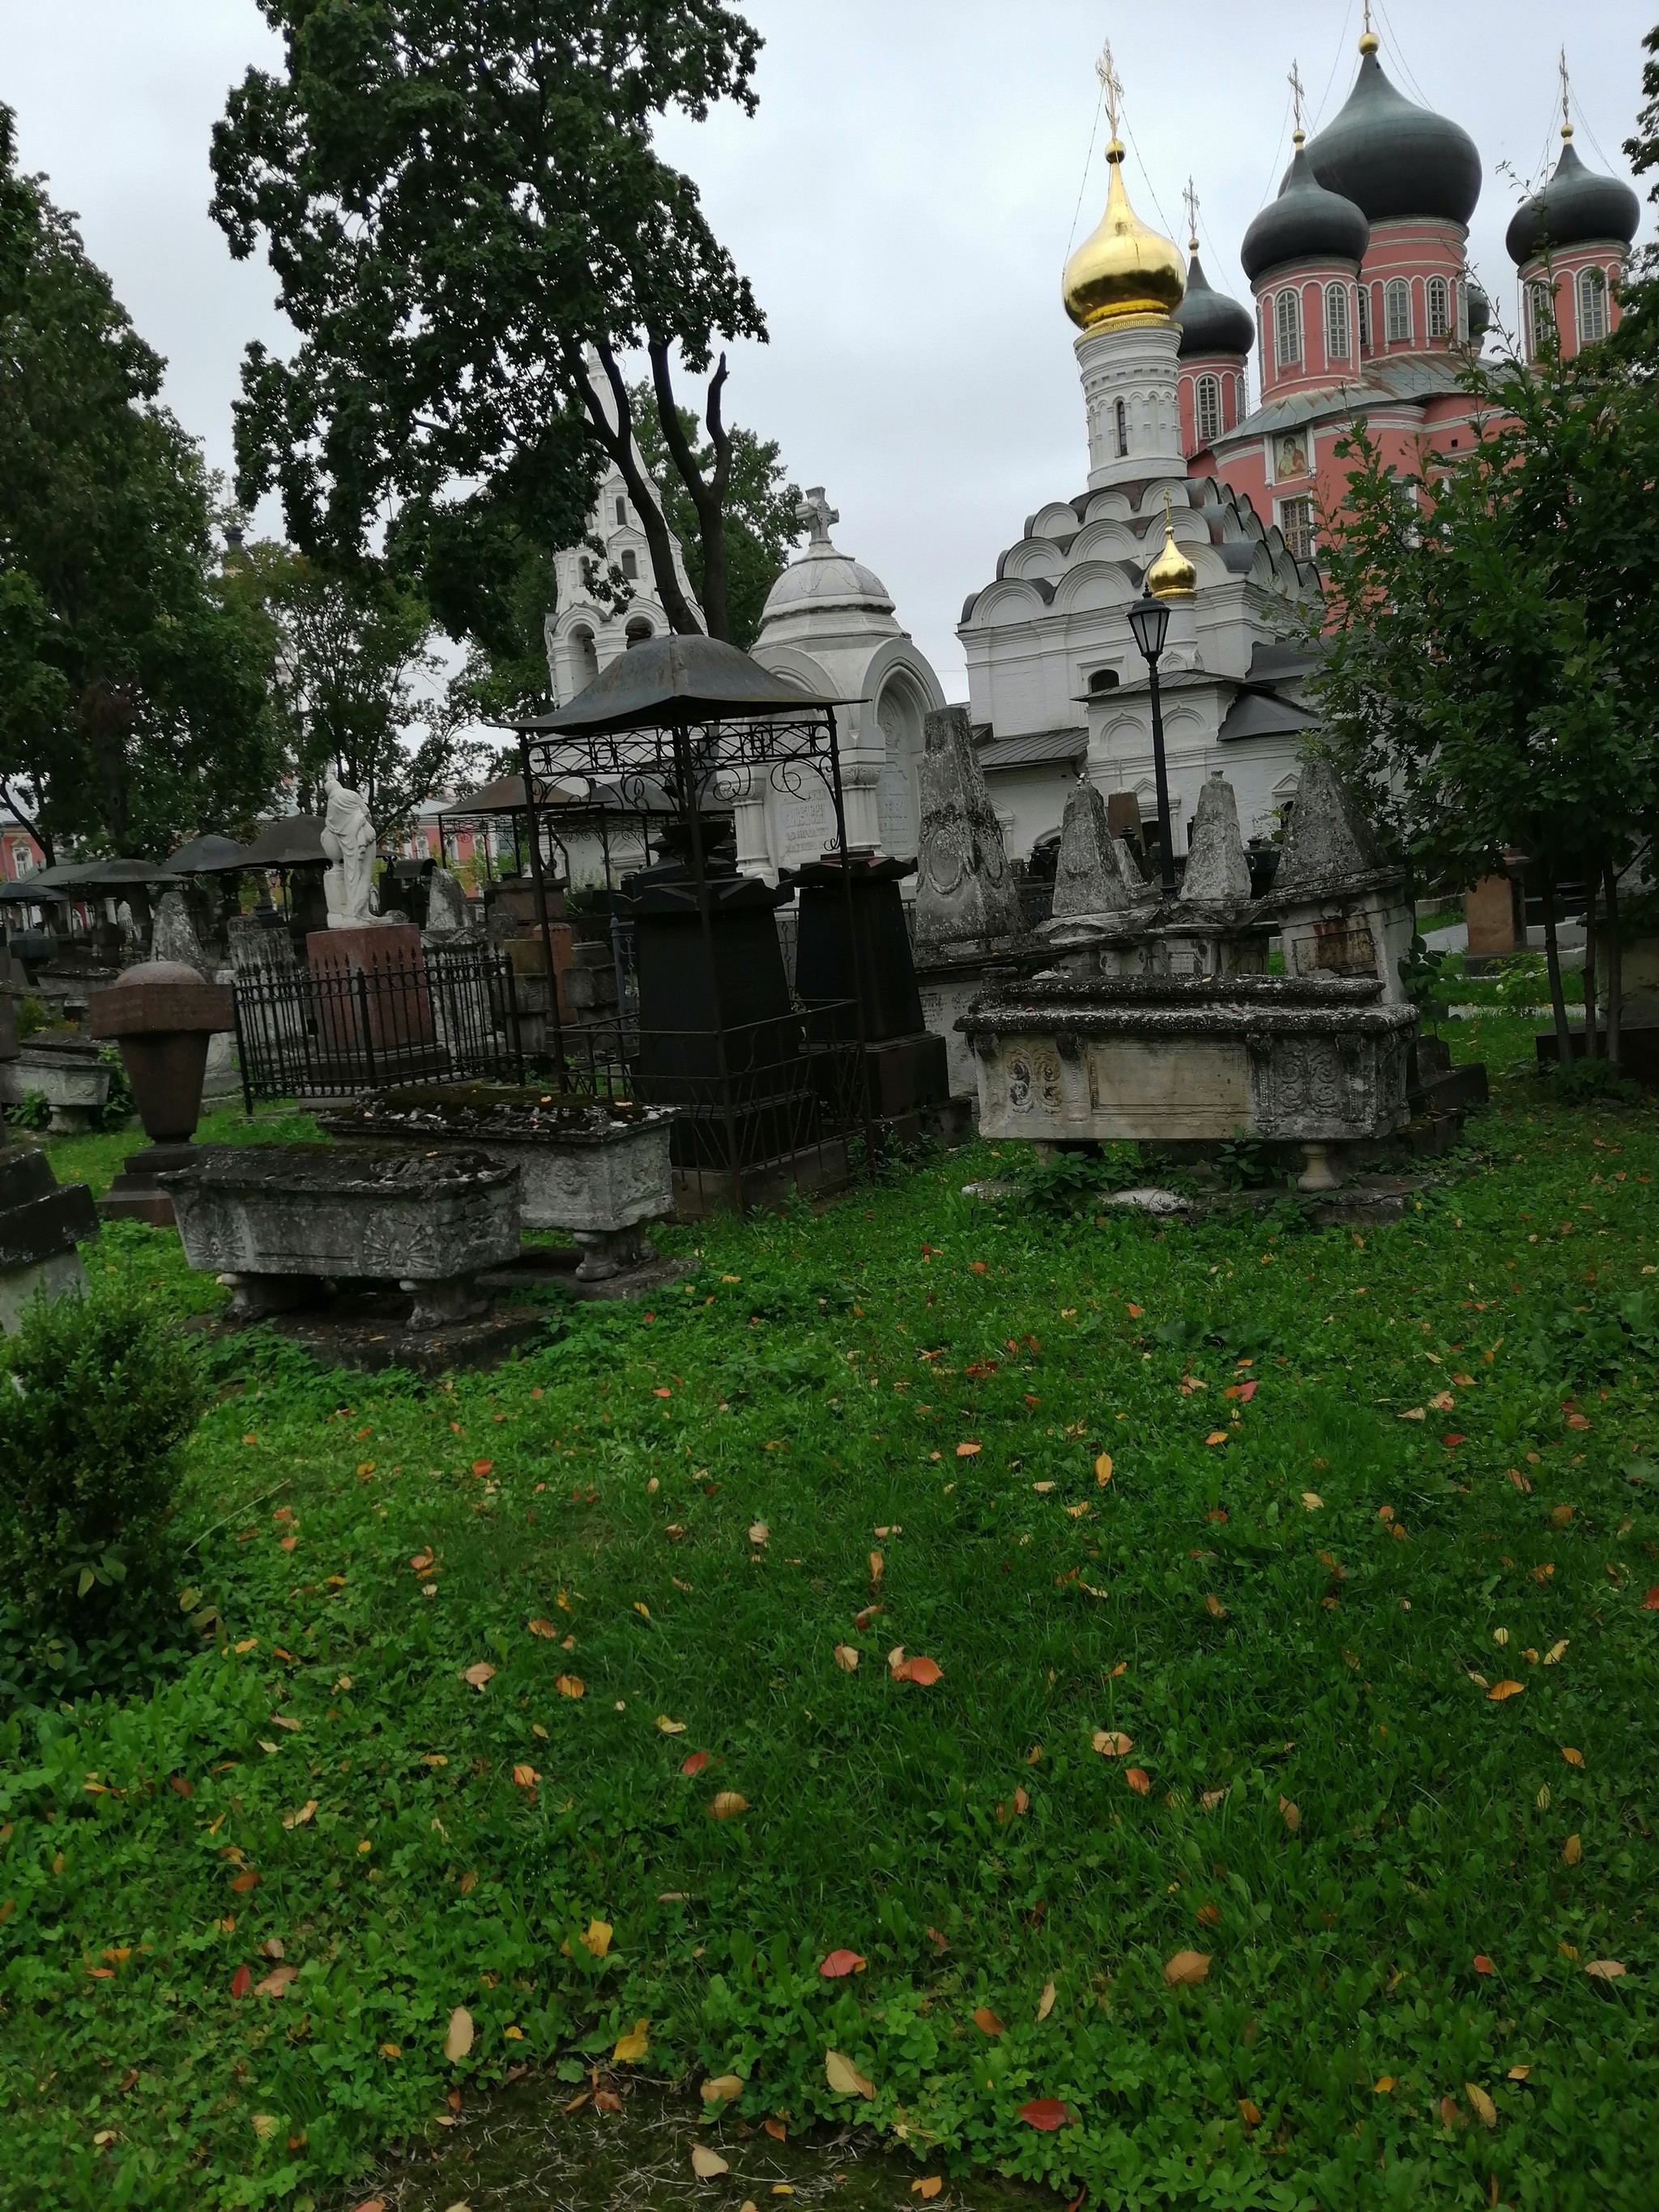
[
  {"x1": 96, "y1": 1043, "x2": 134, "y2": 1130},
  {"x1": 2, "y1": 1087, "x2": 49, "y2": 1131},
  {"x1": 1546, "y1": 1053, "x2": 1644, "y2": 1104},
  {"x1": 0, "y1": 1287, "x2": 206, "y2": 1636}
]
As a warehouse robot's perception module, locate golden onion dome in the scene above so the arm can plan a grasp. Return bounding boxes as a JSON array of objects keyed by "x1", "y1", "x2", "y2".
[
  {"x1": 1063, "y1": 141, "x2": 1186, "y2": 332},
  {"x1": 1145, "y1": 497, "x2": 1197, "y2": 600}
]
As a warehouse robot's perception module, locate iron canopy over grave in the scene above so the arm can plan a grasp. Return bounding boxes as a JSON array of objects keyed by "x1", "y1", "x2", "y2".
[{"x1": 511, "y1": 634, "x2": 881, "y2": 1209}]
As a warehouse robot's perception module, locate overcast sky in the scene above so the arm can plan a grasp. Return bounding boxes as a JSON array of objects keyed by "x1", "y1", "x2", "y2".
[{"x1": 3, "y1": 0, "x2": 1653, "y2": 701}]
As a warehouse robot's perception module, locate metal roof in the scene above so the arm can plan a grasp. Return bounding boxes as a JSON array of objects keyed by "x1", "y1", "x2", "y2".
[
  {"x1": 977, "y1": 728, "x2": 1090, "y2": 771},
  {"x1": 167, "y1": 834, "x2": 251, "y2": 874},
  {"x1": 242, "y1": 815, "x2": 327, "y2": 868},
  {"x1": 516, "y1": 634, "x2": 838, "y2": 737}
]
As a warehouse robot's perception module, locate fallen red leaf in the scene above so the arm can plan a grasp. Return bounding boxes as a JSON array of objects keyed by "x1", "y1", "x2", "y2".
[
  {"x1": 1642, "y1": 1588, "x2": 1659, "y2": 1611},
  {"x1": 972, "y1": 2006, "x2": 1005, "y2": 2036},
  {"x1": 1125, "y1": 1767, "x2": 1151, "y2": 1796},
  {"x1": 231, "y1": 1963, "x2": 252, "y2": 1999},
  {"x1": 680, "y1": 1751, "x2": 711, "y2": 1776},
  {"x1": 819, "y1": 1949, "x2": 868, "y2": 1979},
  {"x1": 168, "y1": 1775, "x2": 193, "y2": 1798},
  {"x1": 893, "y1": 1655, "x2": 943, "y2": 1686},
  {"x1": 1018, "y1": 2098, "x2": 1069, "y2": 2131},
  {"x1": 1473, "y1": 1954, "x2": 1496, "y2": 1976}
]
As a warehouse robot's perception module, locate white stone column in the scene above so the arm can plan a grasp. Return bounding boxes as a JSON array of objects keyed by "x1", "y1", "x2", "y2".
[
  {"x1": 1076, "y1": 319, "x2": 1186, "y2": 491},
  {"x1": 718, "y1": 767, "x2": 775, "y2": 883}
]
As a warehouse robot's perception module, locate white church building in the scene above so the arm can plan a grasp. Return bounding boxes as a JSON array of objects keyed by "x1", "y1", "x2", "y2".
[{"x1": 957, "y1": 117, "x2": 1324, "y2": 865}]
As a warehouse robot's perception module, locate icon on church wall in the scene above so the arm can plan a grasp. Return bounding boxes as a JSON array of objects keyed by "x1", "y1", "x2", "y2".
[{"x1": 1275, "y1": 432, "x2": 1311, "y2": 480}]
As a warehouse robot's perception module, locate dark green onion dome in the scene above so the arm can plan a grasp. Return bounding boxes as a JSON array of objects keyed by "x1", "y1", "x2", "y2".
[
  {"x1": 1506, "y1": 136, "x2": 1640, "y2": 266},
  {"x1": 1175, "y1": 251, "x2": 1256, "y2": 357},
  {"x1": 1241, "y1": 144, "x2": 1370, "y2": 283},
  {"x1": 1303, "y1": 49, "x2": 1481, "y2": 226},
  {"x1": 1465, "y1": 279, "x2": 1491, "y2": 343}
]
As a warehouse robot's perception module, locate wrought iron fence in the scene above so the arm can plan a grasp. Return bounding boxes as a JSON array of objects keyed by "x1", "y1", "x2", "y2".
[{"x1": 232, "y1": 945, "x2": 523, "y2": 1107}]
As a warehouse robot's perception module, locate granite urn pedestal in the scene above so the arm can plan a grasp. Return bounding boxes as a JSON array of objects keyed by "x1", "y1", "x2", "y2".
[{"x1": 89, "y1": 959, "x2": 235, "y2": 1227}]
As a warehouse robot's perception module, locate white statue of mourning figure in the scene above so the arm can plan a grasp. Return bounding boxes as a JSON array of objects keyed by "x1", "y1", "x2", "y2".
[{"x1": 321, "y1": 771, "x2": 390, "y2": 928}]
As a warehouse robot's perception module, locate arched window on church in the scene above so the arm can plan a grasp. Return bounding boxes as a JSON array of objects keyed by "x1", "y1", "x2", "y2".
[
  {"x1": 1323, "y1": 282, "x2": 1350, "y2": 363},
  {"x1": 569, "y1": 626, "x2": 599, "y2": 693},
  {"x1": 1357, "y1": 283, "x2": 1372, "y2": 355},
  {"x1": 1384, "y1": 279, "x2": 1412, "y2": 344},
  {"x1": 1275, "y1": 287, "x2": 1302, "y2": 368},
  {"x1": 1426, "y1": 276, "x2": 1451, "y2": 339},
  {"x1": 619, "y1": 549, "x2": 638, "y2": 580},
  {"x1": 1194, "y1": 374, "x2": 1222, "y2": 447},
  {"x1": 1088, "y1": 668, "x2": 1120, "y2": 695},
  {"x1": 625, "y1": 617, "x2": 654, "y2": 649},
  {"x1": 1528, "y1": 280, "x2": 1556, "y2": 358},
  {"x1": 1114, "y1": 398, "x2": 1128, "y2": 458},
  {"x1": 1577, "y1": 265, "x2": 1610, "y2": 344}
]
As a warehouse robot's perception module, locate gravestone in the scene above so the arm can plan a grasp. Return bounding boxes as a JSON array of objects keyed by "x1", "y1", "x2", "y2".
[
  {"x1": 1179, "y1": 774, "x2": 1254, "y2": 910},
  {"x1": 151, "y1": 888, "x2": 211, "y2": 980},
  {"x1": 912, "y1": 705, "x2": 1021, "y2": 1098},
  {"x1": 423, "y1": 866, "x2": 473, "y2": 943}
]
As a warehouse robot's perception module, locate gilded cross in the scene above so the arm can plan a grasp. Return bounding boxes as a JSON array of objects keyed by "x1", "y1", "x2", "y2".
[
  {"x1": 1095, "y1": 41, "x2": 1123, "y2": 140},
  {"x1": 1183, "y1": 177, "x2": 1201, "y2": 254},
  {"x1": 1559, "y1": 47, "x2": 1572, "y2": 137}
]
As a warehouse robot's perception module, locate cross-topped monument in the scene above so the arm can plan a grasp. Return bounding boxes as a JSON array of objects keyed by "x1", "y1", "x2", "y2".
[{"x1": 797, "y1": 485, "x2": 838, "y2": 547}]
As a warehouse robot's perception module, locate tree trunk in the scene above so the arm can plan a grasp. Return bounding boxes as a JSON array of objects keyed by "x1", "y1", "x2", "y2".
[
  {"x1": 0, "y1": 779, "x2": 52, "y2": 868},
  {"x1": 1542, "y1": 872, "x2": 1574, "y2": 1066},
  {"x1": 648, "y1": 340, "x2": 733, "y2": 643},
  {"x1": 1604, "y1": 854, "x2": 1623, "y2": 1070},
  {"x1": 582, "y1": 343, "x2": 704, "y2": 638},
  {"x1": 1582, "y1": 866, "x2": 1599, "y2": 1060}
]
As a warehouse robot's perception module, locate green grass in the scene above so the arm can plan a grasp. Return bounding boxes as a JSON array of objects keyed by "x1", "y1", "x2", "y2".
[{"x1": 3, "y1": 1035, "x2": 1657, "y2": 2211}]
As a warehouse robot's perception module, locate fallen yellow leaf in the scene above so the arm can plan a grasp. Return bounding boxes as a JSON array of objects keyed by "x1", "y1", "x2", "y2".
[
  {"x1": 444, "y1": 2005, "x2": 474, "y2": 2061},
  {"x1": 1562, "y1": 1745, "x2": 1584, "y2": 1767},
  {"x1": 913, "y1": 2182, "x2": 944, "y2": 2201},
  {"x1": 1544, "y1": 1640, "x2": 1568, "y2": 1665},
  {"x1": 1279, "y1": 1794, "x2": 1300, "y2": 1834},
  {"x1": 710, "y1": 1791, "x2": 749, "y2": 1820},
  {"x1": 282, "y1": 1799, "x2": 318, "y2": 1830},
  {"x1": 580, "y1": 1919, "x2": 612, "y2": 1959},
  {"x1": 1301, "y1": 1491, "x2": 1323, "y2": 1510},
  {"x1": 250, "y1": 2113, "x2": 278, "y2": 2141},
  {"x1": 833, "y1": 1645, "x2": 859, "y2": 1672},
  {"x1": 825, "y1": 2049, "x2": 876, "y2": 2099},
  {"x1": 656, "y1": 1715, "x2": 686, "y2": 1734},
  {"x1": 1487, "y1": 1680, "x2": 1525, "y2": 1701},
  {"x1": 1163, "y1": 1949, "x2": 1210, "y2": 1986},
  {"x1": 1563, "y1": 1834, "x2": 1582, "y2": 1866},
  {"x1": 1467, "y1": 2082, "x2": 1497, "y2": 2129},
  {"x1": 690, "y1": 2144, "x2": 730, "y2": 2178},
  {"x1": 1094, "y1": 1454, "x2": 1113, "y2": 1484},
  {"x1": 1584, "y1": 1958, "x2": 1626, "y2": 1981},
  {"x1": 555, "y1": 1675, "x2": 584, "y2": 1699},
  {"x1": 1036, "y1": 1978, "x2": 1056, "y2": 2022},
  {"x1": 1093, "y1": 1730, "x2": 1132, "y2": 1757},
  {"x1": 613, "y1": 2018, "x2": 650, "y2": 2063},
  {"x1": 701, "y1": 2073, "x2": 744, "y2": 2103},
  {"x1": 1373, "y1": 2076, "x2": 1395, "y2": 2095},
  {"x1": 463, "y1": 1661, "x2": 494, "y2": 1692},
  {"x1": 1507, "y1": 2065, "x2": 1531, "y2": 2081}
]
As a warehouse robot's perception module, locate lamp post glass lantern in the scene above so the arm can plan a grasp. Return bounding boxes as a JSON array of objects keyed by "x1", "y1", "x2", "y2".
[{"x1": 1128, "y1": 591, "x2": 1178, "y2": 899}]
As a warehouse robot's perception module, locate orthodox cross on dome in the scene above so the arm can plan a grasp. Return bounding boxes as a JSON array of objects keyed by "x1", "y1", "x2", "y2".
[
  {"x1": 1559, "y1": 46, "x2": 1574, "y2": 139},
  {"x1": 797, "y1": 485, "x2": 838, "y2": 546},
  {"x1": 1095, "y1": 40, "x2": 1123, "y2": 142},
  {"x1": 1183, "y1": 176, "x2": 1201, "y2": 254},
  {"x1": 1359, "y1": 0, "x2": 1378, "y2": 53},
  {"x1": 1287, "y1": 60, "x2": 1307, "y2": 144}
]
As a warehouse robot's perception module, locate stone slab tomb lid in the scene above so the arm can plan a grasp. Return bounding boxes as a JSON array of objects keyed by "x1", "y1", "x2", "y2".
[
  {"x1": 1049, "y1": 779, "x2": 1145, "y2": 922},
  {"x1": 912, "y1": 704, "x2": 1023, "y2": 954},
  {"x1": 1269, "y1": 755, "x2": 1400, "y2": 903},
  {"x1": 1179, "y1": 774, "x2": 1253, "y2": 909},
  {"x1": 88, "y1": 960, "x2": 235, "y2": 1038}
]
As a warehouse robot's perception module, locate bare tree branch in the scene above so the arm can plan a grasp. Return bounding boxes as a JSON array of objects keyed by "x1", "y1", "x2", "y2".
[{"x1": 583, "y1": 341, "x2": 703, "y2": 638}]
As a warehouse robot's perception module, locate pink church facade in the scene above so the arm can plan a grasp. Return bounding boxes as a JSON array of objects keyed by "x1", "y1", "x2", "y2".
[{"x1": 1175, "y1": 36, "x2": 1640, "y2": 561}]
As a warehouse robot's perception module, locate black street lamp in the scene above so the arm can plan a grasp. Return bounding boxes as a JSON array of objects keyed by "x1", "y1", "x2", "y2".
[{"x1": 1126, "y1": 591, "x2": 1177, "y2": 899}]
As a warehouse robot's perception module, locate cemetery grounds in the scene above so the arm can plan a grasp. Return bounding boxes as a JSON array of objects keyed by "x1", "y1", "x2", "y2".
[{"x1": 1, "y1": 1010, "x2": 1655, "y2": 2212}]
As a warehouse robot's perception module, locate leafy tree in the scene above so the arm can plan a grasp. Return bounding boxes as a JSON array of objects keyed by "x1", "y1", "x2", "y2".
[
  {"x1": 629, "y1": 380, "x2": 801, "y2": 648},
  {"x1": 1313, "y1": 329, "x2": 1659, "y2": 1067},
  {"x1": 227, "y1": 544, "x2": 484, "y2": 834},
  {"x1": 0, "y1": 108, "x2": 278, "y2": 860},
  {"x1": 210, "y1": 0, "x2": 769, "y2": 645}
]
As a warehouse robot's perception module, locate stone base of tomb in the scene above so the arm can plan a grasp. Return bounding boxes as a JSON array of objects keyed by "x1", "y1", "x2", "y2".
[
  {"x1": 99, "y1": 1142, "x2": 201, "y2": 1228},
  {"x1": 477, "y1": 1241, "x2": 695, "y2": 1303},
  {"x1": 671, "y1": 1135, "x2": 856, "y2": 1219},
  {"x1": 914, "y1": 950, "x2": 1020, "y2": 1103},
  {"x1": 183, "y1": 1289, "x2": 550, "y2": 1375}
]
